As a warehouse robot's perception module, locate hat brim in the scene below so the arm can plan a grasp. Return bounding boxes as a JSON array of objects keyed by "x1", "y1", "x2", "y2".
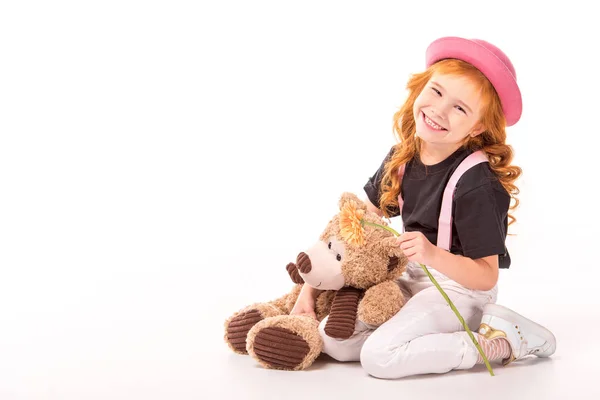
[{"x1": 425, "y1": 37, "x2": 522, "y2": 127}]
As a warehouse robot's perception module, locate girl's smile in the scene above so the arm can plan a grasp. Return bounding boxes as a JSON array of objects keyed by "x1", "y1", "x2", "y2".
[{"x1": 422, "y1": 111, "x2": 447, "y2": 131}]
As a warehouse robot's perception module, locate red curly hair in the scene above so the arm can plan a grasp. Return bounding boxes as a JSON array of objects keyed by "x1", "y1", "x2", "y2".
[{"x1": 379, "y1": 59, "x2": 522, "y2": 226}]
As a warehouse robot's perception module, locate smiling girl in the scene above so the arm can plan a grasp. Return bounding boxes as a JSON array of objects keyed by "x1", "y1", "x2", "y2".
[{"x1": 291, "y1": 36, "x2": 556, "y2": 379}]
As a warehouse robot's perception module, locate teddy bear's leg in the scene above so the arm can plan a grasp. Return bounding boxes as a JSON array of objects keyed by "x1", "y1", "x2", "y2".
[
  {"x1": 246, "y1": 315, "x2": 323, "y2": 371},
  {"x1": 224, "y1": 285, "x2": 303, "y2": 354}
]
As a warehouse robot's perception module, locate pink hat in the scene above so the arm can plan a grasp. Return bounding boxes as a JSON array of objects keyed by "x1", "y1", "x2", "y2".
[{"x1": 425, "y1": 36, "x2": 522, "y2": 127}]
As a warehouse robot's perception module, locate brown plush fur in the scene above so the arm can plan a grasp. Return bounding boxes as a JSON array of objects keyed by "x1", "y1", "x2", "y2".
[
  {"x1": 358, "y1": 280, "x2": 405, "y2": 326},
  {"x1": 224, "y1": 192, "x2": 409, "y2": 370}
]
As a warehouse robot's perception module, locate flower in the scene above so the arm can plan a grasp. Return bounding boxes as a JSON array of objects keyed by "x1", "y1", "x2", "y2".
[
  {"x1": 358, "y1": 219, "x2": 496, "y2": 376},
  {"x1": 339, "y1": 200, "x2": 366, "y2": 247}
]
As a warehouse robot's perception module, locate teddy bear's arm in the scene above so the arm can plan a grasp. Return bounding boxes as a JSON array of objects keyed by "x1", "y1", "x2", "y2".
[
  {"x1": 357, "y1": 281, "x2": 405, "y2": 326},
  {"x1": 324, "y1": 287, "x2": 363, "y2": 339}
]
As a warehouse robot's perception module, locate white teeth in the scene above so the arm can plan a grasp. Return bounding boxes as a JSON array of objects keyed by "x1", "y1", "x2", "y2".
[{"x1": 425, "y1": 115, "x2": 444, "y2": 130}]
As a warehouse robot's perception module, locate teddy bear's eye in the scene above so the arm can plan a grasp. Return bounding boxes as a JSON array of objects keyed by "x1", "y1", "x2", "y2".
[
  {"x1": 336, "y1": 254, "x2": 341, "y2": 261},
  {"x1": 328, "y1": 242, "x2": 332, "y2": 249}
]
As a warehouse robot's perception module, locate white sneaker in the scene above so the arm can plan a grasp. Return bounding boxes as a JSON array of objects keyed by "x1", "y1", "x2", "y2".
[{"x1": 478, "y1": 303, "x2": 556, "y2": 365}]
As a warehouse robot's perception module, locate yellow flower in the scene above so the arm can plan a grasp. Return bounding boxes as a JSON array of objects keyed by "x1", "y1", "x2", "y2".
[{"x1": 339, "y1": 200, "x2": 366, "y2": 247}]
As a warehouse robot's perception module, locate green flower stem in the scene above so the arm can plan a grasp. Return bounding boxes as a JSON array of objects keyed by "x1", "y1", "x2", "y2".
[{"x1": 361, "y1": 220, "x2": 495, "y2": 376}]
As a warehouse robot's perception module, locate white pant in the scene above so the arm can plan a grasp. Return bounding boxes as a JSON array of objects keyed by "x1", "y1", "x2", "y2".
[{"x1": 318, "y1": 262, "x2": 498, "y2": 379}]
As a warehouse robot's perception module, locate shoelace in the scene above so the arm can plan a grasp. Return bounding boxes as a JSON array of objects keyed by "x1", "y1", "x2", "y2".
[{"x1": 521, "y1": 340, "x2": 542, "y2": 356}]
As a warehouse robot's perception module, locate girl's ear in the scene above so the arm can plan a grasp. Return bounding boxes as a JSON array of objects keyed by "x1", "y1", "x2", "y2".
[{"x1": 470, "y1": 123, "x2": 485, "y2": 137}]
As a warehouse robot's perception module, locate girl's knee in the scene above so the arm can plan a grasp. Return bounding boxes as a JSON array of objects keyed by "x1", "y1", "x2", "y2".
[{"x1": 360, "y1": 334, "x2": 409, "y2": 379}]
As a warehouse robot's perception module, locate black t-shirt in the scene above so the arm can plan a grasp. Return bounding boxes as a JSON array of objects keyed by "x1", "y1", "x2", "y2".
[{"x1": 364, "y1": 146, "x2": 512, "y2": 269}]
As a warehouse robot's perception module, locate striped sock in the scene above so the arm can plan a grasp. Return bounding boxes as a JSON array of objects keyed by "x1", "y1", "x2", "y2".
[{"x1": 475, "y1": 334, "x2": 512, "y2": 363}]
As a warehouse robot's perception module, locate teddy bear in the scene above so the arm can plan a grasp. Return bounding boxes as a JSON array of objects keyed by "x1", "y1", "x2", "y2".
[{"x1": 223, "y1": 192, "x2": 409, "y2": 371}]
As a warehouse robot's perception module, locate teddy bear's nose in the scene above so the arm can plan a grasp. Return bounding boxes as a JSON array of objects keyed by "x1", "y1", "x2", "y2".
[{"x1": 296, "y1": 252, "x2": 312, "y2": 274}]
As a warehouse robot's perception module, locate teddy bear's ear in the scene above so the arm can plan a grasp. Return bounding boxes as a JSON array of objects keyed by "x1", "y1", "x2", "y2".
[
  {"x1": 338, "y1": 192, "x2": 367, "y2": 212},
  {"x1": 286, "y1": 262, "x2": 304, "y2": 284},
  {"x1": 380, "y1": 236, "x2": 405, "y2": 260},
  {"x1": 379, "y1": 236, "x2": 406, "y2": 275}
]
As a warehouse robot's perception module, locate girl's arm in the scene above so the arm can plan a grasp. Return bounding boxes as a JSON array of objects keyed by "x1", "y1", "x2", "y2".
[
  {"x1": 397, "y1": 231, "x2": 499, "y2": 291},
  {"x1": 365, "y1": 198, "x2": 384, "y2": 217},
  {"x1": 430, "y1": 250, "x2": 499, "y2": 291},
  {"x1": 290, "y1": 283, "x2": 323, "y2": 318}
]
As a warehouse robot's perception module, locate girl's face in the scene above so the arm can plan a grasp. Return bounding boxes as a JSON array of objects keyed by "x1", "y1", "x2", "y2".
[{"x1": 413, "y1": 72, "x2": 484, "y2": 151}]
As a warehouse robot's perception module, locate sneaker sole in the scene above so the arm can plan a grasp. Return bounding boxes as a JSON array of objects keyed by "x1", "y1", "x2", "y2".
[{"x1": 483, "y1": 303, "x2": 556, "y2": 357}]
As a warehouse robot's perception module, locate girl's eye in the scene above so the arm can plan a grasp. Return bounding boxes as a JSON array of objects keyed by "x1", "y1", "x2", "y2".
[
  {"x1": 328, "y1": 242, "x2": 332, "y2": 249},
  {"x1": 431, "y1": 87, "x2": 441, "y2": 96},
  {"x1": 336, "y1": 254, "x2": 341, "y2": 261},
  {"x1": 455, "y1": 105, "x2": 467, "y2": 114}
]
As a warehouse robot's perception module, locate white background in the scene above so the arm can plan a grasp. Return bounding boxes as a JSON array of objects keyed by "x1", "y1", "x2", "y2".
[{"x1": 1, "y1": 1, "x2": 599, "y2": 399}]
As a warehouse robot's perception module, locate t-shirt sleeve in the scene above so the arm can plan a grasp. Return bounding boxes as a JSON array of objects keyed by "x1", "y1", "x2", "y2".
[
  {"x1": 363, "y1": 146, "x2": 396, "y2": 211},
  {"x1": 453, "y1": 183, "x2": 510, "y2": 260}
]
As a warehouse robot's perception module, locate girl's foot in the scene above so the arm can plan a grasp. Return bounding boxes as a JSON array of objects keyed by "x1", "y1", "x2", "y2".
[{"x1": 477, "y1": 303, "x2": 556, "y2": 365}]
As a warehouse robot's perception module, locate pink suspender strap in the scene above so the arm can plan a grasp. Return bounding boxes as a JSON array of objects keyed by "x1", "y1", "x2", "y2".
[
  {"x1": 437, "y1": 150, "x2": 489, "y2": 251},
  {"x1": 396, "y1": 150, "x2": 489, "y2": 251},
  {"x1": 397, "y1": 164, "x2": 406, "y2": 212}
]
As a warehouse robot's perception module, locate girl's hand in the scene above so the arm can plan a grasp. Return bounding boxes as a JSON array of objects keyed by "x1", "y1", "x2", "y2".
[
  {"x1": 290, "y1": 296, "x2": 317, "y2": 319},
  {"x1": 290, "y1": 286, "x2": 317, "y2": 319},
  {"x1": 396, "y1": 231, "x2": 439, "y2": 266}
]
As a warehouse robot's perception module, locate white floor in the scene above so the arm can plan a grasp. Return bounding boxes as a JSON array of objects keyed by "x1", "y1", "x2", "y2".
[
  {"x1": 1, "y1": 258, "x2": 597, "y2": 400},
  {"x1": 208, "y1": 288, "x2": 598, "y2": 400}
]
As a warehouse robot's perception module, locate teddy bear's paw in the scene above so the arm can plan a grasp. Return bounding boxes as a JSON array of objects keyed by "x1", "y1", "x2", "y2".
[
  {"x1": 224, "y1": 303, "x2": 284, "y2": 355},
  {"x1": 247, "y1": 315, "x2": 323, "y2": 371},
  {"x1": 225, "y1": 309, "x2": 262, "y2": 354}
]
